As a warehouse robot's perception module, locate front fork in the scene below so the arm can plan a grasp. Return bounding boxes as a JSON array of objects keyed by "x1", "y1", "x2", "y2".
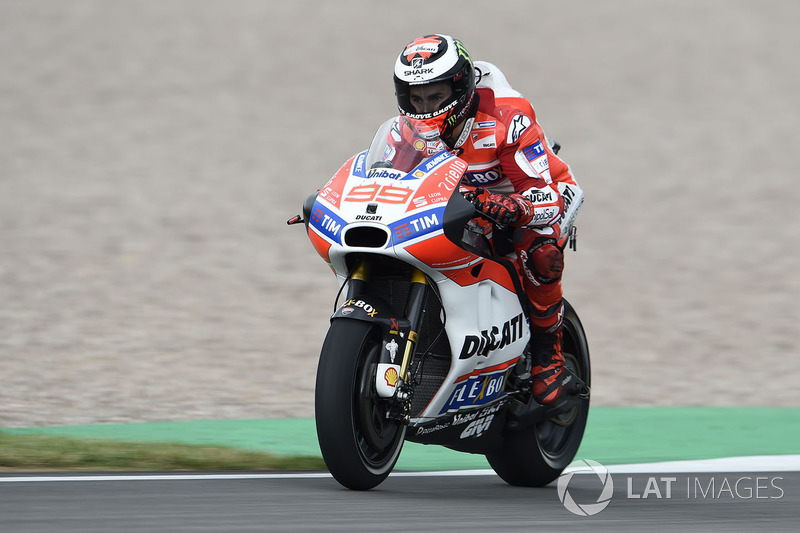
[
  {"x1": 398, "y1": 268, "x2": 428, "y2": 382},
  {"x1": 346, "y1": 259, "x2": 429, "y2": 422}
]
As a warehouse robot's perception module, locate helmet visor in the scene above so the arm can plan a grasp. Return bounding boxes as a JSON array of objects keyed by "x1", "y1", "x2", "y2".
[{"x1": 395, "y1": 80, "x2": 459, "y2": 135}]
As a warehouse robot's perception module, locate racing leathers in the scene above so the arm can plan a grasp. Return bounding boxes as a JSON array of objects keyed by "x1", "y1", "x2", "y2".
[{"x1": 448, "y1": 61, "x2": 584, "y2": 404}]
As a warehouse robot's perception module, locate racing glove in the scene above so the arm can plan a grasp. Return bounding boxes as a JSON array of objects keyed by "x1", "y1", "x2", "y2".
[{"x1": 475, "y1": 193, "x2": 534, "y2": 227}]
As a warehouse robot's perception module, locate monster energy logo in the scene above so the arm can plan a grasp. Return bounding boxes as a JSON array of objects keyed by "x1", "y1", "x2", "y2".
[{"x1": 454, "y1": 39, "x2": 473, "y2": 67}]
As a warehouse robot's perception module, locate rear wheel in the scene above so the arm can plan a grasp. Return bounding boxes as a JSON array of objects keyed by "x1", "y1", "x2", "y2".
[
  {"x1": 486, "y1": 300, "x2": 590, "y2": 486},
  {"x1": 315, "y1": 319, "x2": 406, "y2": 490}
]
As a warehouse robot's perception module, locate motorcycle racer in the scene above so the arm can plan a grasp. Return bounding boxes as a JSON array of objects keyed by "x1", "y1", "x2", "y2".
[{"x1": 393, "y1": 34, "x2": 584, "y2": 404}]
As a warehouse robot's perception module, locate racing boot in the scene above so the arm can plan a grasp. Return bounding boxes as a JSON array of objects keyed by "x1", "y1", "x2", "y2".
[{"x1": 531, "y1": 330, "x2": 569, "y2": 404}]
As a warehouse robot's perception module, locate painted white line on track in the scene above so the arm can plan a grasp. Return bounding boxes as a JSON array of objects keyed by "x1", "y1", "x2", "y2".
[
  {"x1": 1, "y1": 456, "x2": 799, "y2": 483},
  {"x1": 601, "y1": 454, "x2": 800, "y2": 474}
]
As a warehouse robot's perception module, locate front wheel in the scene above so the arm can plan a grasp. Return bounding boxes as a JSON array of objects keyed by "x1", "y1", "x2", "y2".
[
  {"x1": 486, "y1": 300, "x2": 591, "y2": 487},
  {"x1": 315, "y1": 319, "x2": 406, "y2": 490}
]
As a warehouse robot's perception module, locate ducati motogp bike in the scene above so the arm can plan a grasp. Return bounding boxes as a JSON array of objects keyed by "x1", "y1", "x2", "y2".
[{"x1": 288, "y1": 116, "x2": 590, "y2": 490}]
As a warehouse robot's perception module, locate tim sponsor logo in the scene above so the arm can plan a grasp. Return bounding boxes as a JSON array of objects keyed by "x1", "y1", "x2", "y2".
[{"x1": 391, "y1": 207, "x2": 445, "y2": 243}]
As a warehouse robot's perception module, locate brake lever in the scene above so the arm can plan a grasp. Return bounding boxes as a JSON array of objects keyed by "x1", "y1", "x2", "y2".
[{"x1": 462, "y1": 186, "x2": 485, "y2": 202}]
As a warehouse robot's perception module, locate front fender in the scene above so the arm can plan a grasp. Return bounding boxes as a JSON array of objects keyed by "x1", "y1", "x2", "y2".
[{"x1": 332, "y1": 295, "x2": 412, "y2": 398}]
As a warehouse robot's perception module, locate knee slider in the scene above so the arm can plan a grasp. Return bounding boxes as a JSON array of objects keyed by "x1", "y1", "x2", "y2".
[{"x1": 526, "y1": 238, "x2": 564, "y2": 284}]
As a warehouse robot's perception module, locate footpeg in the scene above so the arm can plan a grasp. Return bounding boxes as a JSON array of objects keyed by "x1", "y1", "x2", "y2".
[
  {"x1": 576, "y1": 383, "x2": 590, "y2": 400},
  {"x1": 563, "y1": 369, "x2": 590, "y2": 399}
]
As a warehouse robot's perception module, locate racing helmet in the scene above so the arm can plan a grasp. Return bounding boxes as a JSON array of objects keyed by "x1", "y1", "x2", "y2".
[{"x1": 394, "y1": 34, "x2": 477, "y2": 142}]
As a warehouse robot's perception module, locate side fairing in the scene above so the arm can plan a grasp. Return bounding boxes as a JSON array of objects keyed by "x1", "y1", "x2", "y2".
[{"x1": 417, "y1": 276, "x2": 529, "y2": 418}]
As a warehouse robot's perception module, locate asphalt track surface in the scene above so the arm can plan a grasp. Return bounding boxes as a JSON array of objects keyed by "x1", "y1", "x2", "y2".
[{"x1": 2, "y1": 471, "x2": 798, "y2": 532}]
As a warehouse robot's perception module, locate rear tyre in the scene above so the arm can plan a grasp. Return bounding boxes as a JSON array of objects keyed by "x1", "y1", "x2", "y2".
[
  {"x1": 315, "y1": 319, "x2": 406, "y2": 490},
  {"x1": 486, "y1": 300, "x2": 591, "y2": 486}
]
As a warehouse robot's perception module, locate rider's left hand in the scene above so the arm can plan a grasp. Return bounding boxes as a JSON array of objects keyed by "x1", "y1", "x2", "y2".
[{"x1": 475, "y1": 193, "x2": 533, "y2": 226}]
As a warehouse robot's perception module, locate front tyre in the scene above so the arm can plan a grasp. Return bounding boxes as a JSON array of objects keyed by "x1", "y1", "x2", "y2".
[
  {"x1": 486, "y1": 300, "x2": 591, "y2": 487},
  {"x1": 315, "y1": 319, "x2": 406, "y2": 490}
]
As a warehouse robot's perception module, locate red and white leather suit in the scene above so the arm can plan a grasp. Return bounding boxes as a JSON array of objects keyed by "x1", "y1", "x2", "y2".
[{"x1": 453, "y1": 61, "x2": 583, "y2": 335}]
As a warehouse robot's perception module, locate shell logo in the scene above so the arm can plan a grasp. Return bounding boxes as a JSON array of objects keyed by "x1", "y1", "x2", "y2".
[{"x1": 384, "y1": 367, "x2": 399, "y2": 386}]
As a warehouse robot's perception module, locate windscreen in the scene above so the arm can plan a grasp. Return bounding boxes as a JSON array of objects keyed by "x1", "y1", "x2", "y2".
[{"x1": 364, "y1": 116, "x2": 447, "y2": 175}]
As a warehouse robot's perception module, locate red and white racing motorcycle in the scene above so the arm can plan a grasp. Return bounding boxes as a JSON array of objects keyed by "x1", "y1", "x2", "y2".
[{"x1": 289, "y1": 117, "x2": 590, "y2": 490}]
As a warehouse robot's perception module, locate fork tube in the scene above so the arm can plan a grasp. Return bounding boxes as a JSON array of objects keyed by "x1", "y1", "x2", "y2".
[
  {"x1": 344, "y1": 257, "x2": 371, "y2": 299},
  {"x1": 399, "y1": 268, "x2": 428, "y2": 380}
]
